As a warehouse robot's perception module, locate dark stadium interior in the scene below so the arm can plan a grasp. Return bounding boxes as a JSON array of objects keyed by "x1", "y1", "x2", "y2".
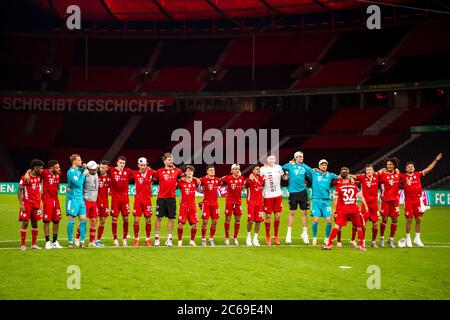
[{"x1": 0, "y1": 0, "x2": 449, "y2": 188}]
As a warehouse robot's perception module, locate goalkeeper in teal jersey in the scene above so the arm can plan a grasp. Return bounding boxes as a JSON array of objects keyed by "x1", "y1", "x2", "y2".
[
  {"x1": 282, "y1": 151, "x2": 313, "y2": 245},
  {"x1": 309, "y1": 159, "x2": 339, "y2": 246},
  {"x1": 66, "y1": 154, "x2": 88, "y2": 248}
]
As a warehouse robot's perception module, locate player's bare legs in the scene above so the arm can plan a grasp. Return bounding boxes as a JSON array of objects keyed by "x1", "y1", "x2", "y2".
[
  {"x1": 264, "y1": 213, "x2": 271, "y2": 245},
  {"x1": 273, "y1": 212, "x2": 281, "y2": 245},
  {"x1": 413, "y1": 216, "x2": 424, "y2": 246}
]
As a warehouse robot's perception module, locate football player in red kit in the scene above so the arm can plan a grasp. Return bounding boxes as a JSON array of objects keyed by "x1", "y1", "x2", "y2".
[
  {"x1": 95, "y1": 160, "x2": 110, "y2": 246},
  {"x1": 222, "y1": 164, "x2": 246, "y2": 246},
  {"x1": 177, "y1": 165, "x2": 200, "y2": 247},
  {"x1": 25, "y1": 160, "x2": 63, "y2": 249},
  {"x1": 323, "y1": 167, "x2": 368, "y2": 251},
  {"x1": 199, "y1": 165, "x2": 222, "y2": 247},
  {"x1": 378, "y1": 158, "x2": 401, "y2": 248},
  {"x1": 400, "y1": 153, "x2": 442, "y2": 247},
  {"x1": 355, "y1": 164, "x2": 381, "y2": 248},
  {"x1": 108, "y1": 156, "x2": 134, "y2": 247},
  {"x1": 132, "y1": 157, "x2": 156, "y2": 247},
  {"x1": 245, "y1": 165, "x2": 265, "y2": 246},
  {"x1": 153, "y1": 153, "x2": 183, "y2": 247},
  {"x1": 18, "y1": 159, "x2": 45, "y2": 250}
]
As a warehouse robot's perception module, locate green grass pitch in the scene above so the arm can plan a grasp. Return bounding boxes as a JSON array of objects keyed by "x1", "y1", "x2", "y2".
[{"x1": 0, "y1": 194, "x2": 449, "y2": 300}]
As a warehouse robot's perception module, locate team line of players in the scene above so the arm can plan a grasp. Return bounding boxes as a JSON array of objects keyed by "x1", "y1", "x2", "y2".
[{"x1": 17, "y1": 151, "x2": 442, "y2": 251}]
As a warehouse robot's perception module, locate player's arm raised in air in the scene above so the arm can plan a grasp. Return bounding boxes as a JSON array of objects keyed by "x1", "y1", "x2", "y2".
[{"x1": 422, "y1": 153, "x2": 443, "y2": 176}]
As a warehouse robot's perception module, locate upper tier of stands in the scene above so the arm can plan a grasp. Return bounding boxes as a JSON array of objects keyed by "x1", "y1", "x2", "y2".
[{"x1": 2, "y1": 20, "x2": 449, "y2": 93}]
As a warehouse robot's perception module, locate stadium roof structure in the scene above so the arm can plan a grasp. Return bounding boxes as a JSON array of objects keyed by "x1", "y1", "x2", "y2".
[{"x1": 34, "y1": 0, "x2": 414, "y2": 21}]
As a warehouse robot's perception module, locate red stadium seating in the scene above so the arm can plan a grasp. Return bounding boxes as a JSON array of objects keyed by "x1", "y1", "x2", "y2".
[
  {"x1": 318, "y1": 106, "x2": 389, "y2": 133},
  {"x1": 395, "y1": 21, "x2": 450, "y2": 57},
  {"x1": 66, "y1": 67, "x2": 136, "y2": 92},
  {"x1": 222, "y1": 32, "x2": 337, "y2": 66},
  {"x1": 140, "y1": 67, "x2": 203, "y2": 92},
  {"x1": 0, "y1": 112, "x2": 63, "y2": 148},
  {"x1": 302, "y1": 134, "x2": 400, "y2": 148},
  {"x1": 381, "y1": 106, "x2": 440, "y2": 133},
  {"x1": 293, "y1": 58, "x2": 372, "y2": 88}
]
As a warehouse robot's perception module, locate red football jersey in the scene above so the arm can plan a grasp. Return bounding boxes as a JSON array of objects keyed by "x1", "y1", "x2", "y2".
[
  {"x1": 334, "y1": 182, "x2": 360, "y2": 214},
  {"x1": 153, "y1": 167, "x2": 183, "y2": 199},
  {"x1": 245, "y1": 175, "x2": 264, "y2": 206},
  {"x1": 178, "y1": 179, "x2": 199, "y2": 208},
  {"x1": 19, "y1": 175, "x2": 41, "y2": 204},
  {"x1": 401, "y1": 172, "x2": 423, "y2": 200},
  {"x1": 108, "y1": 167, "x2": 134, "y2": 200},
  {"x1": 379, "y1": 172, "x2": 400, "y2": 202},
  {"x1": 355, "y1": 173, "x2": 379, "y2": 203},
  {"x1": 222, "y1": 175, "x2": 245, "y2": 203},
  {"x1": 134, "y1": 168, "x2": 156, "y2": 201},
  {"x1": 97, "y1": 174, "x2": 110, "y2": 207},
  {"x1": 41, "y1": 169, "x2": 60, "y2": 201},
  {"x1": 200, "y1": 176, "x2": 222, "y2": 206}
]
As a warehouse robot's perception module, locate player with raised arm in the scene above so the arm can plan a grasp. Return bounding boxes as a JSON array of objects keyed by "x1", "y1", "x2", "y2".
[
  {"x1": 323, "y1": 167, "x2": 368, "y2": 251},
  {"x1": 354, "y1": 164, "x2": 381, "y2": 248},
  {"x1": 108, "y1": 156, "x2": 134, "y2": 247},
  {"x1": 176, "y1": 165, "x2": 200, "y2": 247},
  {"x1": 378, "y1": 157, "x2": 401, "y2": 248},
  {"x1": 95, "y1": 160, "x2": 110, "y2": 246},
  {"x1": 199, "y1": 165, "x2": 222, "y2": 247},
  {"x1": 245, "y1": 165, "x2": 265, "y2": 246},
  {"x1": 66, "y1": 154, "x2": 88, "y2": 248},
  {"x1": 309, "y1": 159, "x2": 339, "y2": 246},
  {"x1": 153, "y1": 153, "x2": 183, "y2": 247},
  {"x1": 18, "y1": 159, "x2": 44, "y2": 250},
  {"x1": 83, "y1": 161, "x2": 100, "y2": 248},
  {"x1": 24, "y1": 160, "x2": 63, "y2": 249},
  {"x1": 400, "y1": 153, "x2": 442, "y2": 247},
  {"x1": 282, "y1": 151, "x2": 312, "y2": 244},
  {"x1": 132, "y1": 157, "x2": 156, "y2": 247},
  {"x1": 222, "y1": 164, "x2": 246, "y2": 246},
  {"x1": 260, "y1": 155, "x2": 285, "y2": 246}
]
